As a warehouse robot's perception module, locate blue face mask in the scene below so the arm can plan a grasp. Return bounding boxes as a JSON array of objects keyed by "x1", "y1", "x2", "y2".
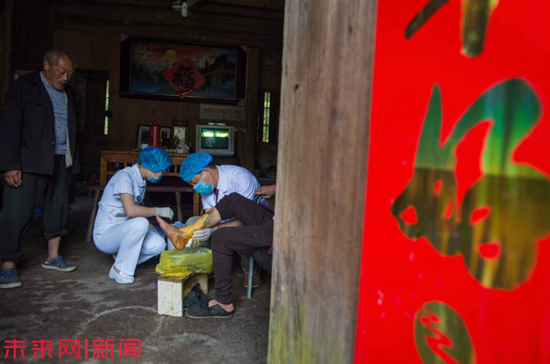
[
  {"x1": 148, "y1": 174, "x2": 163, "y2": 183},
  {"x1": 193, "y1": 173, "x2": 214, "y2": 195}
]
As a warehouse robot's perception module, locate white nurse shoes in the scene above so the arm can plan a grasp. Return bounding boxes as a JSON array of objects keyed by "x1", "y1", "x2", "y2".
[{"x1": 109, "y1": 265, "x2": 135, "y2": 284}]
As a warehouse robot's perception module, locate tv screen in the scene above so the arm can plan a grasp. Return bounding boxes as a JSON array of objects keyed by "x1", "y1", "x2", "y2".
[
  {"x1": 200, "y1": 128, "x2": 230, "y2": 150},
  {"x1": 195, "y1": 125, "x2": 235, "y2": 156}
]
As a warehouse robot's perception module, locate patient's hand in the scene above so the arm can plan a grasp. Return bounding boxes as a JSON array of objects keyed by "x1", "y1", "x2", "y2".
[{"x1": 255, "y1": 185, "x2": 276, "y2": 199}]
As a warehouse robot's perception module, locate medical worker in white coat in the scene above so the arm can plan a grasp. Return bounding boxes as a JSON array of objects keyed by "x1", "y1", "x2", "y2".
[
  {"x1": 93, "y1": 147, "x2": 174, "y2": 284},
  {"x1": 176, "y1": 153, "x2": 264, "y2": 247},
  {"x1": 177, "y1": 152, "x2": 265, "y2": 287}
]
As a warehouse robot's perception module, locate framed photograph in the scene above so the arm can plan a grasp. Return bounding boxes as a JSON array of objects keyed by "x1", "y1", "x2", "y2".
[
  {"x1": 120, "y1": 37, "x2": 247, "y2": 104},
  {"x1": 136, "y1": 124, "x2": 172, "y2": 148},
  {"x1": 173, "y1": 126, "x2": 189, "y2": 146}
]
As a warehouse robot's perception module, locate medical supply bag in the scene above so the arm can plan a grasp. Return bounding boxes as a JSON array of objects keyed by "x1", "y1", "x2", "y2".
[{"x1": 155, "y1": 247, "x2": 213, "y2": 275}]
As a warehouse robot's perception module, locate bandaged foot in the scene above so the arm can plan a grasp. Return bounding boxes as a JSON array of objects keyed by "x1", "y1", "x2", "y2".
[{"x1": 156, "y1": 211, "x2": 213, "y2": 250}]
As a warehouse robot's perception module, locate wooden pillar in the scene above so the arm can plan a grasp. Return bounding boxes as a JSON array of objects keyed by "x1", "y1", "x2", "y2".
[
  {"x1": 0, "y1": 0, "x2": 13, "y2": 107},
  {"x1": 268, "y1": 0, "x2": 378, "y2": 363}
]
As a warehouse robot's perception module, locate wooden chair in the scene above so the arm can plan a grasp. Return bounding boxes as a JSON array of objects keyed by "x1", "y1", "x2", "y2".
[{"x1": 85, "y1": 150, "x2": 201, "y2": 243}]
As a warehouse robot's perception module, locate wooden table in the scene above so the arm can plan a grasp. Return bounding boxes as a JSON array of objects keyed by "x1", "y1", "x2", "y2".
[{"x1": 86, "y1": 150, "x2": 200, "y2": 242}]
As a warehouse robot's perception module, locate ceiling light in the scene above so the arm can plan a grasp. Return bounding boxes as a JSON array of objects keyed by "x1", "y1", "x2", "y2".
[
  {"x1": 181, "y1": 0, "x2": 188, "y2": 17},
  {"x1": 171, "y1": 1, "x2": 181, "y2": 12}
]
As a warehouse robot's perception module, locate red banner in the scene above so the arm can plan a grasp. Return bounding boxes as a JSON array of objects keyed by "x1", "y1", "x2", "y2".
[{"x1": 355, "y1": 1, "x2": 550, "y2": 363}]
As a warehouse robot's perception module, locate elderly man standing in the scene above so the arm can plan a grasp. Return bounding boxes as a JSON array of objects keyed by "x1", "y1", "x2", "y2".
[{"x1": 0, "y1": 49, "x2": 79, "y2": 289}]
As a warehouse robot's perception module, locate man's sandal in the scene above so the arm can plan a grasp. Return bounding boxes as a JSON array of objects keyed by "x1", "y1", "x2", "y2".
[{"x1": 185, "y1": 302, "x2": 234, "y2": 319}]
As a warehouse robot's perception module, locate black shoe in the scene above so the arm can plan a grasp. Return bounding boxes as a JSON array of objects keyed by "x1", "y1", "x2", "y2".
[{"x1": 183, "y1": 284, "x2": 209, "y2": 311}]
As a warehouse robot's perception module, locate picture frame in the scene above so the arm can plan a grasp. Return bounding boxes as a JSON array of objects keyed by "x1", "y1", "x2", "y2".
[
  {"x1": 172, "y1": 126, "x2": 189, "y2": 146},
  {"x1": 136, "y1": 124, "x2": 173, "y2": 148},
  {"x1": 120, "y1": 37, "x2": 247, "y2": 104}
]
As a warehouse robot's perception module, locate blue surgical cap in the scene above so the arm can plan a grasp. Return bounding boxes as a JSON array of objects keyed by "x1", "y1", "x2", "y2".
[
  {"x1": 139, "y1": 147, "x2": 173, "y2": 173},
  {"x1": 180, "y1": 153, "x2": 213, "y2": 182}
]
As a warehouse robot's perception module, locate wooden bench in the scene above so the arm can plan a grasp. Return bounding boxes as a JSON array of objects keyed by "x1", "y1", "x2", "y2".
[
  {"x1": 158, "y1": 273, "x2": 208, "y2": 317},
  {"x1": 85, "y1": 150, "x2": 201, "y2": 243}
]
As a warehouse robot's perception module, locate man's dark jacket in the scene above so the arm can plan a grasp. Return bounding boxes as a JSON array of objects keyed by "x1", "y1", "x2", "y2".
[{"x1": 0, "y1": 71, "x2": 79, "y2": 175}]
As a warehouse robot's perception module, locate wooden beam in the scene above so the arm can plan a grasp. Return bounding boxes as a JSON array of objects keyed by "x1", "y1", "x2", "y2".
[
  {"x1": 0, "y1": 0, "x2": 13, "y2": 108},
  {"x1": 209, "y1": 0, "x2": 284, "y2": 11},
  {"x1": 51, "y1": 1, "x2": 284, "y2": 49},
  {"x1": 53, "y1": 0, "x2": 170, "y2": 10},
  {"x1": 57, "y1": 0, "x2": 284, "y2": 11},
  {"x1": 187, "y1": 0, "x2": 204, "y2": 8},
  {"x1": 53, "y1": 18, "x2": 283, "y2": 49},
  {"x1": 191, "y1": 2, "x2": 284, "y2": 21},
  {"x1": 51, "y1": 2, "x2": 283, "y2": 35},
  {"x1": 50, "y1": 0, "x2": 284, "y2": 13},
  {"x1": 268, "y1": 0, "x2": 378, "y2": 363}
]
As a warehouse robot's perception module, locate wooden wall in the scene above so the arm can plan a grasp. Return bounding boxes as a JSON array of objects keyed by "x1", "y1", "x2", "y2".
[
  {"x1": 256, "y1": 48, "x2": 283, "y2": 173},
  {"x1": 0, "y1": 0, "x2": 13, "y2": 107},
  {"x1": 13, "y1": 0, "x2": 52, "y2": 71},
  {"x1": 9, "y1": 0, "x2": 284, "y2": 172},
  {"x1": 268, "y1": 0, "x2": 377, "y2": 362},
  {"x1": 1, "y1": 0, "x2": 51, "y2": 106}
]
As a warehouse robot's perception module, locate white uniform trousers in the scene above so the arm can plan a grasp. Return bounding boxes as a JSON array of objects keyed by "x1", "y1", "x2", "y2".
[{"x1": 94, "y1": 217, "x2": 165, "y2": 276}]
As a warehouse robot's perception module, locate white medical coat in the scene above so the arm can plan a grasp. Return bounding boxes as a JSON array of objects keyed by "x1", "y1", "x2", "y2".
[
  {"x1": 93, "y1": 164, "x2": 146, "y2": 235},
  {"x1": 201, "y1": 165, "x2": 263, "y2": 211},
  {"x1": 92, "y1": 164, "x2": 165, "y2": 276}
]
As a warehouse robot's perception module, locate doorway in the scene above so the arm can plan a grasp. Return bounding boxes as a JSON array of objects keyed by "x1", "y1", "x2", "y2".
[{"x1": 69, "y1": 69, "x2": 110, "y2": 181}]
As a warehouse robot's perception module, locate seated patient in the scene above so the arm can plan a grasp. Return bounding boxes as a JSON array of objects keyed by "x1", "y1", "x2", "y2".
[
  {"x1": 157, "y1": 190, "x2": 275, "y2": 318},
  {"x1": 93, "y1": 147, "x2": 175, "y2": 284}
]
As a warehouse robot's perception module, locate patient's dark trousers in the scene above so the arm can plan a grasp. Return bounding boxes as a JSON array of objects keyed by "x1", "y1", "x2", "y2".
[{"x1": 211, "y1": 193, "x2": 274, "y2": 304}]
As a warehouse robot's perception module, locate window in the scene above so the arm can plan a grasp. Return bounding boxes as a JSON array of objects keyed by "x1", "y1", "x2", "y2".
[
  {"x1": 261, "y1": 91, "x2": 271, "y2": 143},
  {"x1": 104, "y1": 80, "x2": 110, "y2": 135},
  {"x1": 257, "y1": 91, "x2": 279, "y2": 144}
]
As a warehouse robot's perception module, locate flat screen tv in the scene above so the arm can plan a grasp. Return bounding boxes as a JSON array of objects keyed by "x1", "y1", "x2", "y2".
[{"x1": 195, "y1": 125, "x2": 235, "y2": 156}]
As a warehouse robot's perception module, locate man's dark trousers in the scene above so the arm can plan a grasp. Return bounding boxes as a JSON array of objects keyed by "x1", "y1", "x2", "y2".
[
  {"x1": 211, "y1": 193, "x2": 274, "y2": 304},
  {"x1": 0, "y1": 155, "x2": 70, "y2": 260}
]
